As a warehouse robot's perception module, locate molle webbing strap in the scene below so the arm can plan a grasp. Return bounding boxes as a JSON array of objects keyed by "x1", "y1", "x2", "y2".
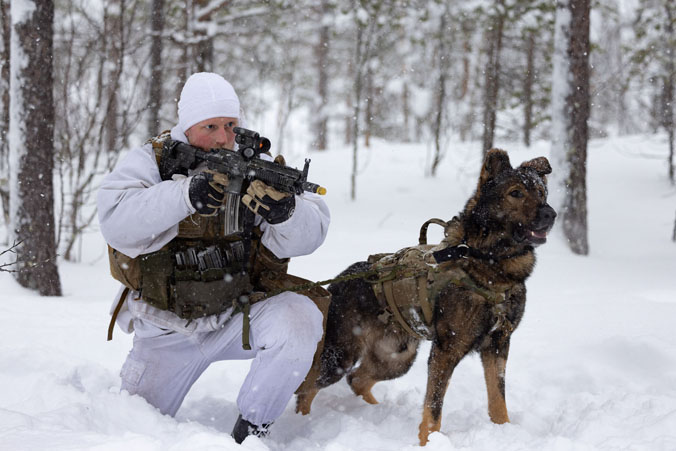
[
  {"x1": 107, "y1": 287, "x2": 130, "y2": 341},
  {"x1": 241, "y1": 300, "x2": 251, "y2": 350}
]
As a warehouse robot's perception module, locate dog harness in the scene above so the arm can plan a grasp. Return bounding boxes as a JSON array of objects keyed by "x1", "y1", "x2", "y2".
[{"x1": 368, "y1": 218, "x2": 514, "y2": 340}]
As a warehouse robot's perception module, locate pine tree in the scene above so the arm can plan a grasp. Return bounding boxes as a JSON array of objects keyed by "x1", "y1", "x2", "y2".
[
  {"x1": 9, "y1": 0, "x2": 62, "y2": 295},
  {"x1": 550, "y1": 0, "x2": 591, "y2": 255}
]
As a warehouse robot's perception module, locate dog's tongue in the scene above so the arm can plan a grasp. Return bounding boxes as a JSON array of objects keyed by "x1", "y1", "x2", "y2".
[{"x1": 531, "y1": 230, "x2": 547, "y2": 239}]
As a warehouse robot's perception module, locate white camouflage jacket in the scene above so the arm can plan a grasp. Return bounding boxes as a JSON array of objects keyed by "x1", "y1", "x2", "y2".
[{"x1": 97, "y1": 126, "x2": 330, "y2": 337}]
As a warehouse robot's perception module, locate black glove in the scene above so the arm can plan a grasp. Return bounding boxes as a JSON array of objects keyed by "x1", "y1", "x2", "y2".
[
  {"x1": 241, "y1": 180, "x2": 295, "y2": 224},
  {"x1": 188, "y1": 170, "x2": 229, "y2": 216}
]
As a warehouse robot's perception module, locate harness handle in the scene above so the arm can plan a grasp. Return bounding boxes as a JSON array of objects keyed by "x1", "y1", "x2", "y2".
[{"x1": 418, "y1": 218, "x2": 449, "y2": 245}]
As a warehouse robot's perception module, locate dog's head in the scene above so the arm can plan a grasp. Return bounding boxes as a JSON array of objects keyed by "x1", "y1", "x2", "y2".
[{"x1": 464, "y1": 149, "x2": 556, "y2": 247}]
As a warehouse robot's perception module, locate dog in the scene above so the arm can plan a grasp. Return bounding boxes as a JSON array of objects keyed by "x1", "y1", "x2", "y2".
[{"x1": 295, "y1": 149, "x2": 556, "y2": 445}]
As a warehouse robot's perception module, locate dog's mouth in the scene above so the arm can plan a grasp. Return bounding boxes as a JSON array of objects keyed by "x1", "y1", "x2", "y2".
[
  {"x1": 520, "y1": 227, "x2": 549, "y2": 246},
  {"x1": 514, "y1": 227, "x2": 546, "y2": 245},
  {"x1": 515, "y1": 204, "x2": 556, "y2": 246}
]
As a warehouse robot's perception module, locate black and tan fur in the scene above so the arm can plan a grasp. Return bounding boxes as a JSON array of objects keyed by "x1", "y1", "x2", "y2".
[{"x1": 295, "y1": 149, "x2": 556, "y2": 445}]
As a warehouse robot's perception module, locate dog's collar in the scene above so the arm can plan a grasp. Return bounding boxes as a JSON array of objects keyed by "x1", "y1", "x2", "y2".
[{"x1": 431, "y1": 243, "x2": 531, "y2": 264}]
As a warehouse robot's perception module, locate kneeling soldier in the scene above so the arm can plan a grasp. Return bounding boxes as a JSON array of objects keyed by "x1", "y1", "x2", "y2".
[{"x1": 98, "y1": 72, "x2": 330, "y2": 444}]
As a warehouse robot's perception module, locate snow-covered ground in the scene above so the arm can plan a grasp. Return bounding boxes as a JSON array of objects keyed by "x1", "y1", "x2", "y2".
[{"x1": 1, "y1": 133, "x2": 675, "y2": 450}]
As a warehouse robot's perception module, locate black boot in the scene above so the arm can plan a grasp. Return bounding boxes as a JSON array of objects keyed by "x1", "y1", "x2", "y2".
[{"x1": 231, "y1": 414, "x2": 271, "y2": 444}]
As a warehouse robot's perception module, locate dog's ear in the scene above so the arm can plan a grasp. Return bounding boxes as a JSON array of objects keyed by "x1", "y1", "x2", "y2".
[
  {"x1": 479, "y1": 149, "x2": 512, "y2": 187},
  {"x1": 519, "y1": 157, "x2": 551, "y2": 177}
]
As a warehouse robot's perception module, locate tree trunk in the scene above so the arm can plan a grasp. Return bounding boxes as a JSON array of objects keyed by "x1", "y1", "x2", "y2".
[
  {"x1": 0, "y1": 0, "x2": 9, "y2": 226},
  {"x1": 523, "y1": 30, "x2": 535, "y2": 147},
  {"x1": 458, "y1": 21, "x2": 471, "y2": 101},
  {"x1": 663, "y1": 1, "x2": 674, "y2": 184},
  {"x1": 402, "y1": 81, "x2": 410, "y2": 142},
  {"x1": 194, "y1": 0, "x2": 214, "y2": 73},
  {"x1": 481, "y1": 0, "x2": 506, "y2": 154},
  {"x1": 431, "y1": 10, "x2": 449, "y2": 177},
  {"x1": 175, "y1": 1, "x2": 191, "y2": 102},
  {"x1": 364, "y1": 64, "x2": 373, "y2": 148},
  {"x1": 351, "y1": 24, "x2": 364, "y2": 201},
  {"x1": 312, "y1": 0, "x2": 329, "y2": 151},
  {"x1": 104, "y1": 0, "x2": 125, "y2": 153},
  {"x1": 147, "y1": 0, "x2": 165, "y2": 136},
  {"x1": 551, "y1": 0, "x2": 591, "y2": 256},
  {"x1": 9, "y1": 0, "x2": 62, "y2": 295}
]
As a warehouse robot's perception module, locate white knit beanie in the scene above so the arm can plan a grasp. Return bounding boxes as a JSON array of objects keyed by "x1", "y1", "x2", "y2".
[{"x1": 178, "y1": 72, "x2": 240, "y2": 133}]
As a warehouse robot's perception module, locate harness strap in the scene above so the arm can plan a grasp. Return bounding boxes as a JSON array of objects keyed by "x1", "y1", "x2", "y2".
[
  {"x1": 417, "y1": 276, "x2": 433, "y2": 324},
  {"x1": 418, "y1": 218, "x2": 449, "y2": 245},
  {"x1": 107, "y1": 287, "x2": 130, "y2": 341},
  {"x1": 382, "y1": 280, "x2": 427, "y2": 339}
]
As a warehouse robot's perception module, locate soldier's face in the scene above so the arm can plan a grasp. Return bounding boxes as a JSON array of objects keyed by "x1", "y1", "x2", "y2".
[{"x1": 185, "y1": 117, "x2": 238, "y2": 150}]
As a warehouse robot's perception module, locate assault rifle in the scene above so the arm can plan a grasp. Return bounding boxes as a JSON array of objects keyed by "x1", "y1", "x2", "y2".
[
  {"x1": 158, "y1": 126, "x2": 326, "y2": 198},
  {"x1": 158, "y1": 127, "x2": 326, "y2": 350}
]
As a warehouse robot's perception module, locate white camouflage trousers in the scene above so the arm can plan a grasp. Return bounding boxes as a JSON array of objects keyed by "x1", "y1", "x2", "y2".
[{"x1": 119, "y1": 291, "x2": 323, "y2": 426}]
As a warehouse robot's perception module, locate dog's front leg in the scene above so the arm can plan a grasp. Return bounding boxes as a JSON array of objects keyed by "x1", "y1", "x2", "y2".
[
  {"x1": 480, "y1": 336, "x2": 511, "y2": 424},
  {"x1": 418, "y1": 343, "x2": 464, "y2": 446}
]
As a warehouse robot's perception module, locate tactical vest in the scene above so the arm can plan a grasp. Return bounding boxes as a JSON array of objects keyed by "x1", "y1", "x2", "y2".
[{"x1": 107, "y1": 131, "x2": 281, "y2": 320}]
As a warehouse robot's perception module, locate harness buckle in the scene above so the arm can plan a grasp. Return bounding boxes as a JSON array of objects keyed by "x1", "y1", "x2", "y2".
[{"x1": 457, "y1": 243, "x2": 470, "y2": 259}]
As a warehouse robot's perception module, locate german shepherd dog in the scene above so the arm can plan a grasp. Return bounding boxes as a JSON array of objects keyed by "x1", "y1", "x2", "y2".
[{"x1": 296, "y1": 149, "x2": 556, "y2": 445}]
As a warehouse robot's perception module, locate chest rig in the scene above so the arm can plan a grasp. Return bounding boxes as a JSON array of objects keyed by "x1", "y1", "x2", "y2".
[{"x1": 108, "y1": 132, "x2": 270, "y2": 322}]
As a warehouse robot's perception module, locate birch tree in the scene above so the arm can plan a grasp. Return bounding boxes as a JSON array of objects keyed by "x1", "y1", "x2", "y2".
[
  {"x1": 9, "y1": 0, "x2": 61, "y2": 295},
  {"x1": 550, "y1": 0, "x2": 591, "y2": 255},
  {"x1": 0, "y1": 0, "x2": 9, "y2": 226}
]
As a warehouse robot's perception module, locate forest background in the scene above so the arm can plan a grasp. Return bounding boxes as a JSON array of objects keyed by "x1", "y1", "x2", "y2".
[
  {"x1": 0, "y1": 0, "x2": 674, "y2": 283},
  {"x1": 0, "y1": 1, "x2": 675, "y2": 450}
]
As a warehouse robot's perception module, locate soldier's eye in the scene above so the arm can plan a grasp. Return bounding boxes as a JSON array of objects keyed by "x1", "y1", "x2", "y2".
[{"x1": 509, "y1": 190, "x2": 524, "y2": 198}]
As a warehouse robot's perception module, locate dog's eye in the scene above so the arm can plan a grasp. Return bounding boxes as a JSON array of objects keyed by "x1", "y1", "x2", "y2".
[{"x1": 509, "y1": 190, "x2": 524, "y2": 198}]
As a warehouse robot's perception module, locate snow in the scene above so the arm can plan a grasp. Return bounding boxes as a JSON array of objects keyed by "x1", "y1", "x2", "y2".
[{"x1": 1, "y1": 133, "x2": 676, "y2": 450}]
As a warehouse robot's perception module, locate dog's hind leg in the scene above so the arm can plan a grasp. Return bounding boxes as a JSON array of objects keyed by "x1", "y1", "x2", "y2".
[
  {"x1": 480, "y1": 340, "x2": 511, "y2": 424},
  {"x1": 348, "y1": 333, "x2": 419, "y2": 405},
  {"x1": 347, "y1": 370, "x2": 380, "y2": 404},
  {"x1": 296, "y1": 388, "x2": 319, "y2": 415}
]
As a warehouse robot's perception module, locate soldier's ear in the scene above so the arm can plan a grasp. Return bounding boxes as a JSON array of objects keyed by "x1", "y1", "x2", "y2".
[
  {"x1": 519, "y1": 157, "x2": 552, "y2": 177},
  {"x1": 479, "y1": 149, "x2": 512, "y2": 187}
]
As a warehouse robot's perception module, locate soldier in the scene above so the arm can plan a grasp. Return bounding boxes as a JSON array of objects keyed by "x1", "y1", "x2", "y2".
[{"x1": 98, "y1": 72, "x2": 330, "y2": 443}]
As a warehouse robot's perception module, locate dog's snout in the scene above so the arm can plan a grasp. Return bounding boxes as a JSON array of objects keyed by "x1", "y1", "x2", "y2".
[{"x1": 537, "y1": 204, "x2": 557, "y2": 228}]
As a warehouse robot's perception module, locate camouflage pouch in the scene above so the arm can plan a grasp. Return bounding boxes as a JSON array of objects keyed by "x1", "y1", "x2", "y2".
[
  {"x1": 139, "y1": 249, "x2": 174, "y2": 311},
  {"x1": 138, "y1": 242, "x2": 256, "y2": 320},
  {"x1": 108, "y1": 245, "x2": 142, "y2": 291},
  {"x1": 172, "y1": 272, "x2": 253, "y2": 319}
]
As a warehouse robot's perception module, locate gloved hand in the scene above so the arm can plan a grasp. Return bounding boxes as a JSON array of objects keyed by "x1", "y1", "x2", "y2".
[
  {"x1": 241, "y1": 180, "x2": 295, "y2": 224},
  {"x1": 188, "y1": 170, "x2": 229, "y2": 216}
]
